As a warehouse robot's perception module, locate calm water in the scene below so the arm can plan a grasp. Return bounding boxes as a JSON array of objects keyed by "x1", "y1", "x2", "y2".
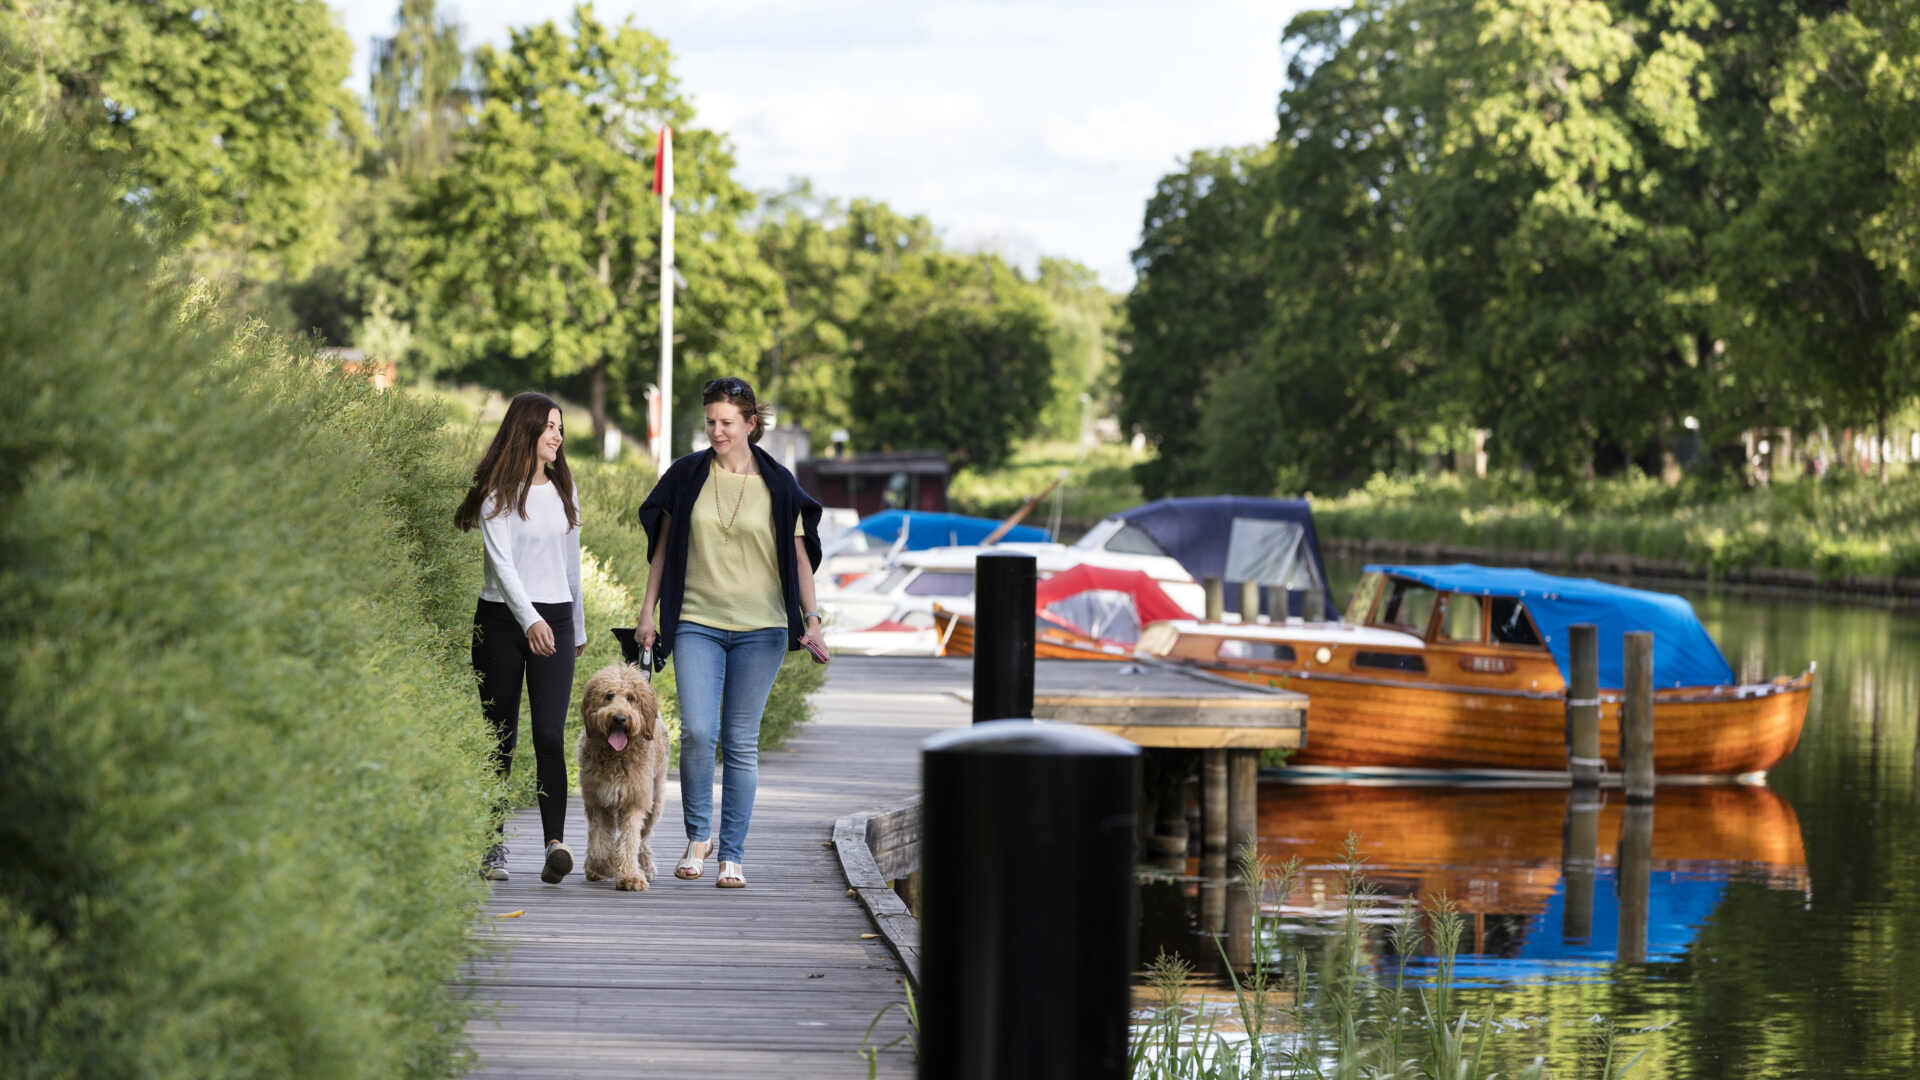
[{"x1": 1137, "y1": 562, "x2": 1920, "y2": 1076}]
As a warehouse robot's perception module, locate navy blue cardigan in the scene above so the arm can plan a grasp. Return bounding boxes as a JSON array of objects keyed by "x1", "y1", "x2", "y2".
[{"x1": 636, "y1": 445, "x2": 824, "y2": 670}]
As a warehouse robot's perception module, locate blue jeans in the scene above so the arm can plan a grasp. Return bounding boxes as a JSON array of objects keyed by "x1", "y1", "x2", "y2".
[{"x1": 673, "y1": 621, "x2": 788, "y2": 863}]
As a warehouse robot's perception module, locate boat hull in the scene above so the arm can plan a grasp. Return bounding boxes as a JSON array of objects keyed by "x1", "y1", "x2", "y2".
[
  {"x1": 933, "y1": 608, "x2": 1132, "y2": 661},
  {"x1": 1208, "y1": 665, "x2": 1812, "y2": 777}
]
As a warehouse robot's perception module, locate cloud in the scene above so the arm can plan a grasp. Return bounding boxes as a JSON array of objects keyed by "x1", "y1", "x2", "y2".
[{"x1": 335, "y1": 0, "x2": 1309, "y2": 289}]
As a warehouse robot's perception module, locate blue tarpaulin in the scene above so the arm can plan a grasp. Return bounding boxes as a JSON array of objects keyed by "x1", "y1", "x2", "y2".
[
  {"x1": 1365, "y1": 564, "x2": 1737, "y2": 689},
  {"x1": 851, "y1": 509, "x2": 1049, "y2": 550}
]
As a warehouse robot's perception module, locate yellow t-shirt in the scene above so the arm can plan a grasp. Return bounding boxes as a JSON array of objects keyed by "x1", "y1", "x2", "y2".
[{"x1": 680, "y1": 458, "x2": 804, "y2": 632}]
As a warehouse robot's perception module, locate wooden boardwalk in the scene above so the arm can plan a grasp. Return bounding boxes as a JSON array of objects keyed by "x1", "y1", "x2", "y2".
[{"x1": 464, "y1": 659, "x2": 967, "y2": 1078}]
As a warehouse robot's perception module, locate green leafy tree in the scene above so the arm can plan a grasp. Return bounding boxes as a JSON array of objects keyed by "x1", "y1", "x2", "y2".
[
  {"x1": 848, "y1": 252, "x2": 1053, "y2": 469},
  {"x1": 280, "y1": 0, "x2": 474, "y2": 353},
  {"x1": 1033, "y1": 257, "x2": 1120, "y2": 444},
  {"x1": 1119, "y1": 145, "x2": 1276, "y2": 496},
  {"x1": 1714, "y1": 0, "x2": 1920, "y2": 481},
  {"x1": 1, "y1": 0, "x2": 360, "y2": 282},
  {"x1": 412, "y1": 3, "x2": 780, "y2": 444},
  {"x1": 368, "y1": 0, "x2": 471, "y2": 182}
]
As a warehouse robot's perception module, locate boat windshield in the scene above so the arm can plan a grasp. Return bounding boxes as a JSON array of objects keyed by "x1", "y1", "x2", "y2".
[
  {"x1": 1376, "y1": 578, "x2": 1439, "y2": 634},
  {"x1": 1439, "y1": 593, "x2": 1484, "y2": 642},
  {"x1": 1346, "y1": 571, "x2": 1385, "y2": 623},
  {"x1": 1490, "y1": 596, "x2": 1543, "y2": 646}
]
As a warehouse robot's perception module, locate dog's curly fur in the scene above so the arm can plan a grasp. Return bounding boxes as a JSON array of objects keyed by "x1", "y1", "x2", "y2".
[{"x1": 576, "y1": 663, "x2": 668, "y2": 891}]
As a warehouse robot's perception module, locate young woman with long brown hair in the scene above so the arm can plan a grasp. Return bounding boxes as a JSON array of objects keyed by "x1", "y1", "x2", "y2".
[{"x1": 456, "y1": 392, "x2": 585, "y2": 885}]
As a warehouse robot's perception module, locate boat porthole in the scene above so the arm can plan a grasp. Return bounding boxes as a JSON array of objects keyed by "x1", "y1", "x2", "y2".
[{"x1": 1314, "y1": 646, "x2": 1332, "y2": 665}]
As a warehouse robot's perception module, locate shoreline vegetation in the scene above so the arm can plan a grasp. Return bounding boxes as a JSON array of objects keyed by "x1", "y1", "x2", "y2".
[{"x1": 949, "y1": 444, "x2": 1920, "y2": 603}]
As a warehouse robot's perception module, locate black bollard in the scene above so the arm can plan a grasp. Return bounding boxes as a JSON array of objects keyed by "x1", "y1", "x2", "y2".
[
  {"x1": 920, "y1": 720, "x2": 1141, "y2": 1080},
  {"x1": 973, "y1": 552, "x2": 1036, "y2": 724}
]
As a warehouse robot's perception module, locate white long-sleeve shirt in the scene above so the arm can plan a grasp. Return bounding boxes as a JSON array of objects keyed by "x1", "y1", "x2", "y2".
[{"x1": 479, "y1": 481, "x2": 585, "y2": 644}]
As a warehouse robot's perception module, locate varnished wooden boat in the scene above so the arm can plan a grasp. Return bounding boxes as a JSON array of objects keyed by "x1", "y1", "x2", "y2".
[
  {"x1": 933, "y1": 605, "x2": 1134, "y2": 660},
  {"x1": 1255, "y1": 783, "x2": 1810, "y2": 902},
  {"x1": 934, "y1": 564, "x2": 1190, "y2": 662},
  {"x1": 1136, "y1": 564, "x2": 1813, "y2": 779}
]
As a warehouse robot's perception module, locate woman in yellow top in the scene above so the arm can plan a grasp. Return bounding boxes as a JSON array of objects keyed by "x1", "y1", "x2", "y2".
[{"x1": 635, "y1": 377, "x2": 826, "y2": 889}]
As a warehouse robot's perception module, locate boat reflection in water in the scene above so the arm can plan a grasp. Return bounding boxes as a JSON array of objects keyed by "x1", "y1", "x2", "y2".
[{"x1": 1137, "y1": 783, "x2": 1808, "y2": 988}]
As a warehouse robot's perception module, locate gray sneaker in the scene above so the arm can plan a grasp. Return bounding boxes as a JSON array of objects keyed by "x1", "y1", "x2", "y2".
[
  {"x1": 541, "y1": 840, "x2": 573, "y2": 884},
  {"x1": 481, "y1": 843, "x2": 509, "y2": 881}
]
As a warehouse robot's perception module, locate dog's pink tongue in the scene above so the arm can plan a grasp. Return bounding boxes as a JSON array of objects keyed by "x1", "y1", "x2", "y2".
[{"x1": 608, "y1": 730, "x2": 629, "y2": 753}]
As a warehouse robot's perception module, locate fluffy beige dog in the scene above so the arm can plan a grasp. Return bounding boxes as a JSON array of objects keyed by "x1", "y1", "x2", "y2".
[{"x1": 576, "y1": 663, "x2": 668, "y2": 891}]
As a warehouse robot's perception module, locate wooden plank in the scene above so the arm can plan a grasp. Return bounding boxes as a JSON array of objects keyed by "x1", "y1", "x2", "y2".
[
  {"x1": 1033, "y1": 693, "x2": 1303, "y2": 712},
  {"x1": 1064, "y1": 724, "x2": 1304, "y2": 750},
  {"x1": 1036, "y1": 703, "x2": 1302, "y2": 729}
]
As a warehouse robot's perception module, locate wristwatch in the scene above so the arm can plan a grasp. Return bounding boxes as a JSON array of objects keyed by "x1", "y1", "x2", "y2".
[{"x1": 803, "y1": 610, "x2": 822, "y2": 622}]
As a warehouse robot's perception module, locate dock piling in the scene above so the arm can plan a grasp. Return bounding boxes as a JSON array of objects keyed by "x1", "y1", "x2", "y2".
[
  {"x1": 1202, "y1": 749, "x2": 1228, "y2": 852},
  {"x1": 1560, "y1": 790, "x2": 1599, "y2": 944},
  {"x1": 1567, "y1": 623, "x2": 1601, "y2": 786},
  {"x1": 1239, "y1": 580, "x2": 1262, "y2": 623},
  {"x1": 1203, "y1": 576, "x2": 1224, "y2": 622},
  {"x1": 1623, "y1": 630, "x2": 1655, "y2": 800},
  {"x1": 1617, "y1": 802, "x2": 1654, "y2": 963},
  {"x1": 1227, "y1": 751, "x2": 1258, "y2": 864},
  {"x1": 973, "y1": 552, "x2": 1036, "y2": 725},
  {"x1": 920, "y1": 720, "x2": 1140, "y2": 1079}
]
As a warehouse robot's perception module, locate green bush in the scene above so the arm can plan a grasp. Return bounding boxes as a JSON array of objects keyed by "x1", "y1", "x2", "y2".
[
  {"x1": 1313, "y1": 468, "x2": 1920, "y2": 583},
  {"x1": 0, "y1": 131, "x2": 493, "y2": 1079}
]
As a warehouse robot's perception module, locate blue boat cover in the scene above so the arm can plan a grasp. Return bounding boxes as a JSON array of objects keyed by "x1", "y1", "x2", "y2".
[
  {"x1": 1365, "y1": 564, "x2": 1737, "y2": 689},
  {"x1": 1113, "y1": 496, "x2": 1332, "y2": 617},
  {"x1": 851, "y1": 509, "x2": 1049, "y2": 550}
]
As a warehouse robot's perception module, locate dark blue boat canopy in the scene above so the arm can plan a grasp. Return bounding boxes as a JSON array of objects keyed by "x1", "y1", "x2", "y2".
[
  {"x1": 1364, "y1": 564, "x2": 1738, "y2": 689},
  {"x1": 1113, "y1": 496, "x2": 1333, "y2": 618}
]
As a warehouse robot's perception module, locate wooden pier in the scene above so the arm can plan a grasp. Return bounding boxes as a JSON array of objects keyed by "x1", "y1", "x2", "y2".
[
  {"x1": 462, "y1": 663, "x2": 967, "y2": 1078},
  {"x1": 461, "y1": 656, "x2": 1302, "y2": 1076}
]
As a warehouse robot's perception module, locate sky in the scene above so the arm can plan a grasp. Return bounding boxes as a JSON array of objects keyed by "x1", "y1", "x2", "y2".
[{"x1": 331, "y1": 0, "x2": 1316, "y2": 291}]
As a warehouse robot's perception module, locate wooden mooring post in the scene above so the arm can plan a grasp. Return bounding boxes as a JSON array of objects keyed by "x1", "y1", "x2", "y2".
[
  {"x1": 1560, "y1": 789, "x2": 1600, "y2": 944},
  {"x1": 1566, "y1": 623, "x2": 1602, "y2": 786},
  {"x1": 1203, "y1": 576, "x2": 1224, "y2": 622},
  {"x1": 1618, "y1": 802, "x2": 1654, "y2": 964},
  {"x1": 1202, "y1": 749, "x2": 1228, "y2": 852},
  {"x1": 1623, "y1": 630, "x2": 1655, "y2": 800},
  {"x1": 1239, "y1": 579, "x2": 1261, "y2": 623}
]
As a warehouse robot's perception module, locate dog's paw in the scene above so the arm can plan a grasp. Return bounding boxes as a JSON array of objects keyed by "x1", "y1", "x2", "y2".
[
  {"x1": 583, "y1": 864, "x2": 609, "y2": 882},
  {"x1": 638, "y1": 851, "x2": 655, "y2": 878},
  {"x1": 615, "y1": 872, "x2": 648, "y2": 892}
]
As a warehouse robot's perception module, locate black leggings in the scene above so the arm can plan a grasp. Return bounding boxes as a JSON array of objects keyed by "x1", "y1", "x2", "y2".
[{"x1": 473, "y1": 599, "x2": 576, "y2": 845}]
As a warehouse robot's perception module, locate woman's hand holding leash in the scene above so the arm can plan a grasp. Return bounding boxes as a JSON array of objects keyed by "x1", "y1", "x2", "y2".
[{"x1": 634, "y1": 616, "x2": 658, "y2": 654}]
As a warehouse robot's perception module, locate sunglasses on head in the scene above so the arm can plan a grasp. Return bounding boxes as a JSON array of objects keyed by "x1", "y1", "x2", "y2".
[{"x1": 704, "y1": 377, "x2": 750, "y2": 398}]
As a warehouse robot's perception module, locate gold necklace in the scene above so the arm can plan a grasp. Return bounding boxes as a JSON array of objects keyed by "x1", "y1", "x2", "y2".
[{"x1": 712, "y1": 462, "x2": 750, "y2": 542}]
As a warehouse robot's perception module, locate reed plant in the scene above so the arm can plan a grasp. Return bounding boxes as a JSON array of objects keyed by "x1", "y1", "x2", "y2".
[{"x1": 1129, "y1": 837, "x2": 1649, "y2": 1080}]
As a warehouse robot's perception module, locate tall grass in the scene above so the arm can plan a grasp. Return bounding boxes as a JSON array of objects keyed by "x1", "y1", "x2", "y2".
[
  {"x1": 1129, "y1": 840, "x2": 1648, "y2": 1079},
  {"x1": 1314, "y1": 470, "x2": 1920, "y2": 583}
]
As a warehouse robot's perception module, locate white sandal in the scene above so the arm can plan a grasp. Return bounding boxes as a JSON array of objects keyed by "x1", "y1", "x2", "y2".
[
  {"x1": 716, "y1": 860, "x2": 746, "y2": 889},
  {"x1": 675, "y1": 838, "x2": 713, "y2": 880}
]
